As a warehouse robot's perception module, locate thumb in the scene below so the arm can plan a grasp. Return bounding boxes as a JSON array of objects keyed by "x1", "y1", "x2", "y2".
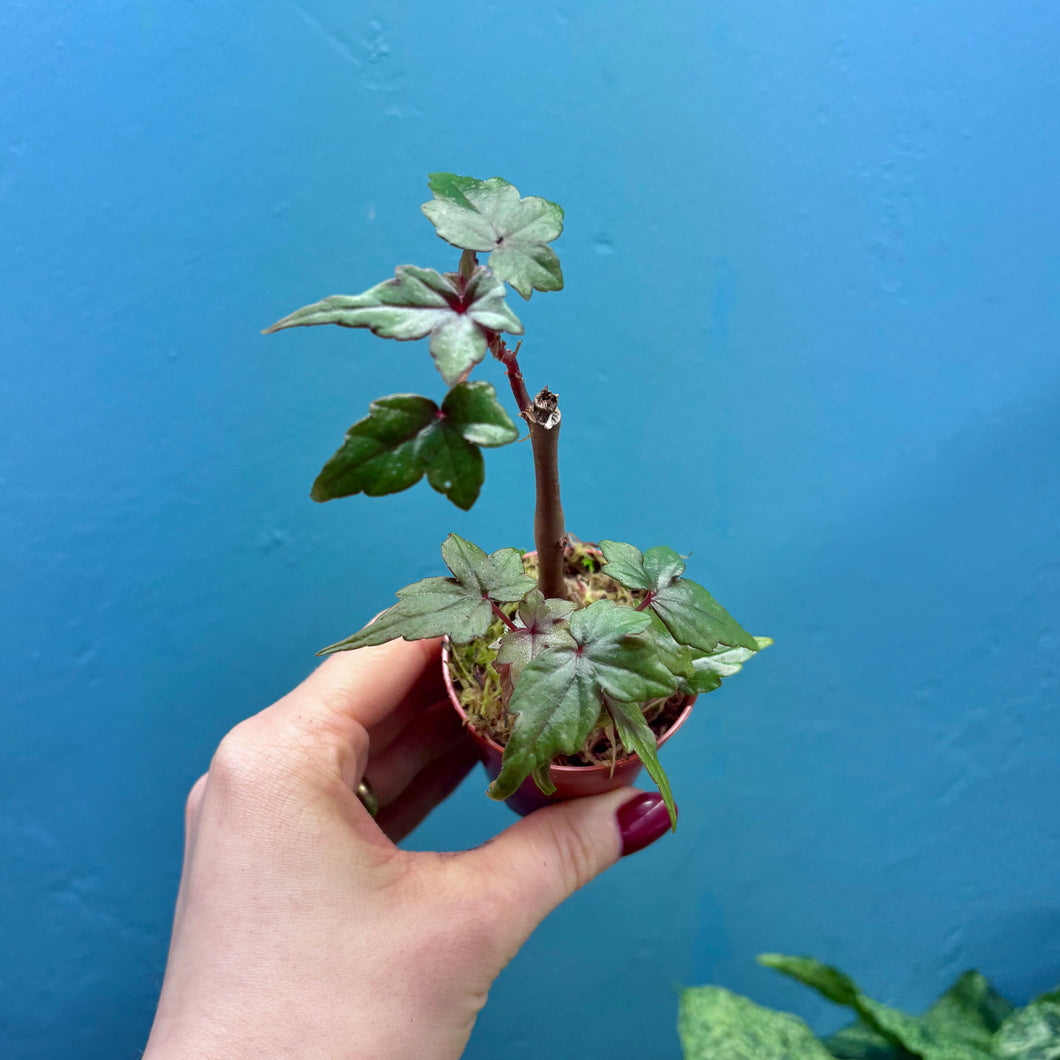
[{"x1": 456, "y1": 788, "x2": 674, "y2": 949}]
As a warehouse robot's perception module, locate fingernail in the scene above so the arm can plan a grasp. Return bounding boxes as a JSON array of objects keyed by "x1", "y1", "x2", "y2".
[{"x1": 617, "y1": 792, "x2": 676, "y2": 857}]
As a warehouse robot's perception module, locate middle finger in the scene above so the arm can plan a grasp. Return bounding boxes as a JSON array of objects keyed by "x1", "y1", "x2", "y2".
[{"x1": 364, "y1": 697, "x2": 474, "y2": 809}]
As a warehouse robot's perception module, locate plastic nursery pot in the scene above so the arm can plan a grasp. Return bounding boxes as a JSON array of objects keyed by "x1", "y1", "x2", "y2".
[{"x1": 441, "y1": 639, "x2": 696, "y2": 817}]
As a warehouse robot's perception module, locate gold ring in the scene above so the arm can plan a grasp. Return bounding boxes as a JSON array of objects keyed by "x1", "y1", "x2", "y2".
[{"x1": 355, "y1": 779, "x2": 378, "y2": 817}]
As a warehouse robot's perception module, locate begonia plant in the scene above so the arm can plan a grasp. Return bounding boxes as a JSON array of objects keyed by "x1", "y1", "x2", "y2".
[{"x1": 265, "y1": 173, "x2": 770, "y2": 825}]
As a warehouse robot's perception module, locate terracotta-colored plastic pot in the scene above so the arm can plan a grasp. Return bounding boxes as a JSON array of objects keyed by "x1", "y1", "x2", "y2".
[{"x1": 442, "y1": 639, "x2": 695, "y2": 816}]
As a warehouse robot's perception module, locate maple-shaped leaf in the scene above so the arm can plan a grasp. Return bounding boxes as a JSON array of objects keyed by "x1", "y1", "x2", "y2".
[
  {"x1": 263, "y1": 264, "x2": 523, "y2": 385},
  {"x1": 599, "y1": 540, "x2": 759, "y2": 653},
  {"x1": 494, "y1": 590, "x2": 577, "y2": 684},
  {"x1": 488, "y1": 600, "x2": 677, "y2": 800},
  {"x1": 311, "y1": 381, "x2": 518, "y2": 511},
  {"x1": 604, "y1": 695, "x2": 678, "y2": 829},
  {"x1": 643, "y1": 606, "x2": 770, "y2": 695},
  {"x1": 686, "y1": 637, "x2": 773, "y2": 694},
  {"x1": 642, "y1": 611, "x2": 697, "y2": 684},
  {"x1": 319, "y1": 533, "x2": 535, "y2": 653},
  {"x1": 596, "y1": 541, "x2": 685, "y2": 592},
  {"x1": 422, "y1": 173, "x2": 564, "y2": 300}
]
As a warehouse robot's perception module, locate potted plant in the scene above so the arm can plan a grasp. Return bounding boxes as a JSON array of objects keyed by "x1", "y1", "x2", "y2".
[
  {"x1": 264, "y1": 173, "x2": 769, "y2": 824},
  {"x1": 678, "y1": 952, "x2": 1060, "y2": 1059}
]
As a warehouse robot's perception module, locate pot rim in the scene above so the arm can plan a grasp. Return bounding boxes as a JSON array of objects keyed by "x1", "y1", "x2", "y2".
[{"x1": 441, "y1": 638, "x2": 695, "y2": 777}]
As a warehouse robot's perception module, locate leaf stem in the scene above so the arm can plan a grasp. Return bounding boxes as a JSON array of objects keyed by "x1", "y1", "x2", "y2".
[
  {"x1": 490, "y1": 335, "x2": 532, "y2": 416},
  {"x1": 635, "y1": 592, "x2": 655, "y2": 612},
  {"x1": 458, "y1": 249, "x2": 477, "y2": 282},
  {"x1": 490, "y1": 601, "x2": 518, "y2": 631}
]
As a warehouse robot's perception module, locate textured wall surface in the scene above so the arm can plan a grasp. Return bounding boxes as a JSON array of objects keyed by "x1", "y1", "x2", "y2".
[{"x1": 2, "y1": 2, "x2": 1058, "y2": 1057}]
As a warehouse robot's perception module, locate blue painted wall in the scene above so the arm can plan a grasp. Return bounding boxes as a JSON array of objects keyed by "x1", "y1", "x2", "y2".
[{"x1": 3, "y1": 2, "x2": 1058, "y2": 1056}]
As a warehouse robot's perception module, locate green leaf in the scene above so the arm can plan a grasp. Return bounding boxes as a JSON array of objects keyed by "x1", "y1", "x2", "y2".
[
  {"x1": 603, "y1": 695, "x2": 677, "y2": 828},
  {"x1": 494, "y1": 590, "x2": 577, "y2": 685},
  {"x1": 643, "y1": 612, "x2": 697, "y2": 686},
  {"x1": 825, "y1": 1021, "x2": 904, "y2": 1059},
  {"x1": 993, "y1": 1001, "x2": 1060, "y2": 1060},
  {"x1": 760, "y1": 954, "x2": 866, "y2": 1009},
  {"x1": 263, "y1": 264, "x2": 523, "y2": 385},
  {"x1": 319, "y1": 577, "x2": 492, "y2": 653},
  {"x1": 924, "y1": 972, "x2": 1014, "y2": 1047},
  {"x1": 319, "y1": 533, "x2": 535, "y2": 653},
  {"x1": 641, "y1": 611, "x2": 769, "y2": 699},
  {"x1": 425, "y1": 172, "x2": 481, "y2": 210},
  {"x1": 312, "y1": 394, "x2": 435, "y2": 503},
  {"x1": 488, "y1": 600, "x2": 677, "y2": 800},
  {"x1": 597, "y1": 539, "x2": 670, "y2": 591},
  {"x1": 656, "y1": 579, "x2": 760, "y2": 653},
  {"x1": 530, "y1": 763, "x2": 556, "y2": 796},
  {"x1": 439, "y1": 380, "x2": 521, "y2": 446},
  {"x1": 687, "y1": 638, "x2": 772, "y2": 695},
  {"x1": 600, "y1": 540, "x2": 759, "y2": 652},
  {"x1": 490, "y1": 649, "x2": 600, "y2": 798},
  {"x1": 422, "y1": 173, "x2": 564, "y2": 299},
  {"x1": 677, "y1": 985, "x2": 836, "y2": 1060},
  {"x1": 760, "y1": 955, "x2": 995, "y2": 1060},
  {"x1": 311, "y1": 382, "x2": 518, "y2": 510},
  {"x1": 438, "y1": 533, "x2": 534, "y2": 601}
]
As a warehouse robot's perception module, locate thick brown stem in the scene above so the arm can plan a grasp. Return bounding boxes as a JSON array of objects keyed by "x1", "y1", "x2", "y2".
[
  {"x1": 528, "y1": 388, "x2": 566, "y2": 600},
  {"x1": 489, "y1": 335, "x2": 567, "y2": 599}
]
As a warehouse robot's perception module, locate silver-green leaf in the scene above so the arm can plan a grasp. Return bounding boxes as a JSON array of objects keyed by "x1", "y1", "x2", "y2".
[
  {"x1": 319, "y1": 533, "x2": 535, "y2": 653},
  {"x1": 687, "y1": 637, "x2": 773, "y2": 694},
  {"x1": 438, "y1": 533, "x2": 534, "y2": 602},
  {"x1": 264, "y1": 264, "x2": 523, "y2": 385},
  {"x1": 494, "y1": 590, "x2": 577, "y2": 685},
  {"x1": 600, "y1": 540, "x2": 760, "y2": 652},
  {"x1": 604, "y1": 694, "x2": 678, "y2": 829},
  {"x1": 599, "y1": 541, "x2": 685, "y2": 591},
  {"x1": 422, "y1": 174, "x2": 564, "y2": 300},
  {"x1": 489, "y1": 601, "x2": 677, "y2": 800}
]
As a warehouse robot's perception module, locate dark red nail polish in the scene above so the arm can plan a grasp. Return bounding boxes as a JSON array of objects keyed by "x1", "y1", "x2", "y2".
[{"x1": 617, "y1": 792, "x2": 676, "y2": 857}]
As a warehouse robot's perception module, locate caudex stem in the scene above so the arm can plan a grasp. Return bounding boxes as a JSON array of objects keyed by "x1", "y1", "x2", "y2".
[
  {"x1": 489, "y1": 334, "x2": 567, "y2": 601},
  {"x1": 527, "y1": 387, "x2": 567, "y2": 600},
  {"x1": 461, "y1": 250, "x2": 567, "y2": 601}
]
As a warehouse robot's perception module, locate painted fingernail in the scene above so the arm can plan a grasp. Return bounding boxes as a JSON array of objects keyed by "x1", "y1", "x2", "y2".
[{"x1": 617, "y1": 792, "x2": 676, "y2": 857}]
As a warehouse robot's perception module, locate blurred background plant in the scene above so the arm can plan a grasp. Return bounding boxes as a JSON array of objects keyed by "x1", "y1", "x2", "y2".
[{"x1": 679, "y1": 954, "x2": 1060, "y2": 1060}]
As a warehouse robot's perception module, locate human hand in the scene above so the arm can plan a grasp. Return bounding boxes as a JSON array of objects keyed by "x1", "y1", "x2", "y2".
[{"x1": 144, "y1": 638, "x2": 674, "y2": 1059}]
